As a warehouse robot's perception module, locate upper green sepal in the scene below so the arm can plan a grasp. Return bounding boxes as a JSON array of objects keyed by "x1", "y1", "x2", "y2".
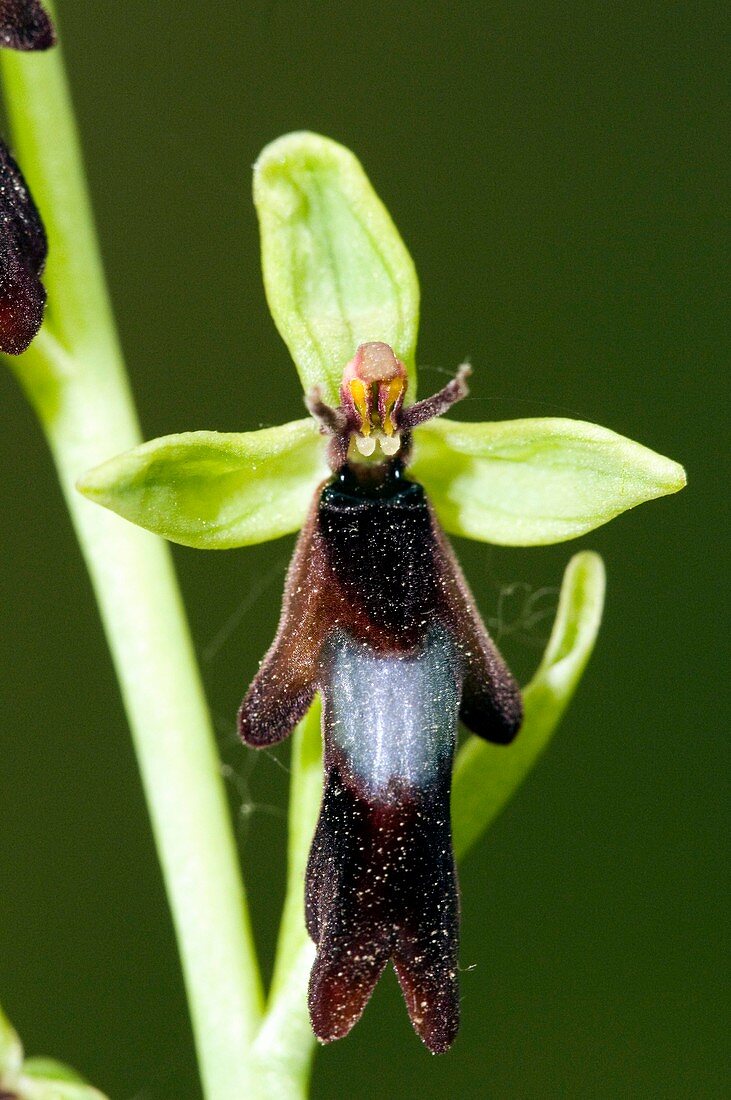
[
  {"x1": 411, "y1": 416, "x2": 686, "y2": 545},
  {"x1": 254, "y1": 131, "x2": 420, "y2": 403},
  {"x1": 77, "y1": 419, "x2": 327, "y2": 549}
]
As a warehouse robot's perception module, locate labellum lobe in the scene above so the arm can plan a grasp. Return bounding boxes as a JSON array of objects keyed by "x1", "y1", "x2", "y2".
[{"x1": 239, "y1": 349, "x2": 522, "y2": 1051}]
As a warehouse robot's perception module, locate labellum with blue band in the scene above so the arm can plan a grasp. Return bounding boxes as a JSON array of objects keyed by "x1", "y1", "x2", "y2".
[{"x1": 239, "y1": 341, "x2": 523, "y2": 1052}]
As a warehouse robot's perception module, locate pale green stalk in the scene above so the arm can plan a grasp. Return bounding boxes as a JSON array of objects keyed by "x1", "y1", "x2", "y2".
[{"x1": 1, "y1": 22, "x2": 264, "y2": 1100}]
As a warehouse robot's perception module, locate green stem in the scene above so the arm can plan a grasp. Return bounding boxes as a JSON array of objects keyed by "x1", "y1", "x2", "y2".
[{"x1": 1, "y1": 18, "x2": 264, "y2": 1100}]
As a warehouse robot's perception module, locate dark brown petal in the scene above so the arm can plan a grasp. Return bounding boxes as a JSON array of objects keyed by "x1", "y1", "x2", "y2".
[
  {"x1": 396, "y1": 362, "x2": 471, "y2": 432},
  {"x1": 429, "y1": 504, "x2": 523, "y2": 743},
  {"x1": 238, "y1": 493, "x2": 327, "y2": 746}
]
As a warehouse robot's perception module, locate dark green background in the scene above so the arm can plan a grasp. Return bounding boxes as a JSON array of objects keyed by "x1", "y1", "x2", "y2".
[{"x1": 1, "y1": 2, "x2": 726, "y2": 1097}]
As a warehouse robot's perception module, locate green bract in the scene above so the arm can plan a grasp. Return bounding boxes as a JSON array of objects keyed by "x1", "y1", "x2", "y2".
[
  {"x1": 0, "y1": 1004, "x2": 108, "y2": 1100},
  {"x1": 453, "y1": 550, "x2": 606, "y2": 857},
  {"x1": 0, "y1": 1003, "x2": 22, "y2": 1082}
]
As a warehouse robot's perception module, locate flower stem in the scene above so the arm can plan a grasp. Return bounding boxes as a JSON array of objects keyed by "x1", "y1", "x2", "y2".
[{"x1": 1, "y1": 16, "x2": 264, "y2": 1100}]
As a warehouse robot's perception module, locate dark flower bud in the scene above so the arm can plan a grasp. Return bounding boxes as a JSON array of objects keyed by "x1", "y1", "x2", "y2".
[
  {"x1": 0, "y1": 0, "x2": 55, "y2": 354},
  {"x1": 0, "y1": 0, "x2": 54, "y2": 51},
  {"x1": 0, "y1": 141, "x2": 48, "y2": 354},
  {"x1": 0, "y1": 0, "x2": 55, "y2": 51}
]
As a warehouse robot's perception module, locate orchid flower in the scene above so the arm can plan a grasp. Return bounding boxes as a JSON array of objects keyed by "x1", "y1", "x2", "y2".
[{"x1": 77, "y1": 132, "x2": 685, "y2": 1051}]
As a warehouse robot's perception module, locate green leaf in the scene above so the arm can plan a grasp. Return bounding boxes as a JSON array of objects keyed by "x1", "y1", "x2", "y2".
[
  {"x1": 0, "y1": 1003, "x2": 23, "y2": 1081},
  {"x1": 21, "y1": 1059, "x2": 85, "y2": 1084},
  {"x1": 412, "y1": 417, "x2": 686, "y2": 546},
  {"x1": 0, "y1": 1012, "x2": 109, "y2": 1099},
  {"x1": 16, "y1": 1075, "x2": 108, "y2": 1100},
  {"x1": 452, "y1": 551, "x2": 606, "y2": 859},
  {"x1": 254, "y1": 131, "x2": 420, "y2": 403},
  {"x1": 77, "y1": 419, "x2": 327, "y2": 549},
  {"x1": 19, "y1": 1059, "x2": 108, "y2": 1099}
]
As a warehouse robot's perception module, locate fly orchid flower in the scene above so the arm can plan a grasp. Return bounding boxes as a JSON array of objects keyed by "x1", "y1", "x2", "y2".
[
  {"x1": 240, "y1": 342, "x2": 521, "y2": 1052},
  {"x1": 78, "y1": 132, "x2": 685, "y2": 1052}
]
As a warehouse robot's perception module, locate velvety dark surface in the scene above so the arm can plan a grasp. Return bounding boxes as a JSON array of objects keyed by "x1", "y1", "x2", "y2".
[
  {"x1": 0, "y1": 141, "x2": 47, "y2": 354},
  {"x1": 0, "y1": 2, "x2": 724, "y2": 1097},
  {"x1": 307, "y1": 758, "x2": 460, "y2": 1055},
  {"x1": 319, "y1": 465, "x2": 438, "y2": 638}
]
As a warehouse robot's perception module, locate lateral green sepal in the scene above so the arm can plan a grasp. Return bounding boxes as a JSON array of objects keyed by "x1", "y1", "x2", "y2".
[
  {"x1": 412, "y1": 416, "x2": 686, "y2": 545},
  {"x1": 77, "y1": 419, "x2": 327, "y2": 548}
]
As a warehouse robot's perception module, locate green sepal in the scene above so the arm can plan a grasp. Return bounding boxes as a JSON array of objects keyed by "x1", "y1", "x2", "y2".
[
  {"x1": 19, "y1": 1058, "x2": 108, "y2": 1099},
  {"x1": 14, "y1": 1076, "x2": 108, "y2": 1100},
  {"x1": 77, "y1": 419, "x2": 327, "y2": 549},
  {"x1": 411, "y1": 416, "x2": 686, "y2": 545},
  {"x1": 452, "y1": 550, "x2": 606, "y2": 859},
  {"x1": 254, "y1": 131, "x2": 420, "y2": 403},
  {"x1": 21, "y1": 1059, "x2": 86, "y2": 1084},
  {"x1": 0, "y1": 1006, "x2": 108, "y2": 1100},
  {"x1": 0, "y1": 1003, "x2": 23, "y2": 1081}
]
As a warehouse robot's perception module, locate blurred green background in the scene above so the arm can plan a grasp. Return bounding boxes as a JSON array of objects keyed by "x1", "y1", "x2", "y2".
[{"x1": 1, "y1": 2, "x2": 726, "y2": 1097}]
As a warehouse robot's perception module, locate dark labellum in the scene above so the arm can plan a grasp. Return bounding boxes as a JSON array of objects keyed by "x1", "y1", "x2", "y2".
[
  {"x1": 0, "y1": 0, "x2": 55, "y2": 50},
  {"x1": 0, "y1": 140, "x2": 48, "y2": 354},
  {"x1": 239, "y1": 345, "x2": 522, "y2": 1052}
]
